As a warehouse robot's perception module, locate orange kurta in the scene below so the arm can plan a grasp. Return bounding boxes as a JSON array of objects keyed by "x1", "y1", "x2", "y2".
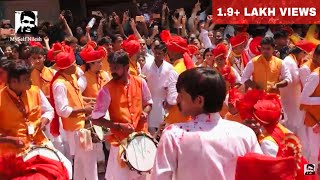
[
  {"x1": 0, "y1": 86, "x2": 47, "y2": 156},
  {"x1": 53, "y1": 74, "x2": 86, "y2": 131},
  {"x1": 83, "y1": 70, "x2": 110, "y2": 98},
  {"x1": 31, "y1": 67, "x2": 55, "y2": 96},
  {"x1": 165, "y1": 58, "x2": 191, "y2": 125},
  {"x1": 252, "y1": 55, "x2": 282, "y2": 93},
  {"x1": 129, "y1": 60, "x2": 140, "y2": 76},
  {"x1": 101, "y1": 56, "x2": 110, "y2": 74},
  {"x1": 300, "y1": 68, "x2": 320, "y2": 127},
  {"x1": 105, "y1": 75, "x2": 147, "y2": 145}
]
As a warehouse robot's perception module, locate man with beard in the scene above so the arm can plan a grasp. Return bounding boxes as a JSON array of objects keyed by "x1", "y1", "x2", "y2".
[
  {"x1": 91, "y1": 49, "x2": 152, "y2": 180},
  {"x1": 16, "y1": 11, "x2": 38, "y2": 35}
]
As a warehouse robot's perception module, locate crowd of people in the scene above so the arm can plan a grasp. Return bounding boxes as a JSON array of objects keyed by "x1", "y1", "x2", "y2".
[{"x1": 0, "y1": 0, "x2": 320, "y2": 179}]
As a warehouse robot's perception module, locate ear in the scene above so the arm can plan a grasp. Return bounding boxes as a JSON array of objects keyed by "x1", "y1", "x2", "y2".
[{"x1": 196, "y1": 95, "x2": 205, "y2": 107}]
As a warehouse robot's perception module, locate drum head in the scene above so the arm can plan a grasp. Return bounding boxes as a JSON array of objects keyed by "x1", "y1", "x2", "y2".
[
  {"x1": 24, "y1": 146, "x2": 60, "y2": 162},
  {"x1": 126, "y1": 135, "x2": 157, "y2": 172}
]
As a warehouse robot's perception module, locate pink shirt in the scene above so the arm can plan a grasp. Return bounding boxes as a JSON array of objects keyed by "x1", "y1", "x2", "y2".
[{"x1": 151, "y1": 113, "x2": 262, "y2": 180}]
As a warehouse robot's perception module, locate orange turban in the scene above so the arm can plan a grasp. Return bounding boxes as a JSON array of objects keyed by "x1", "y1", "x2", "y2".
[
  {"x1": 80, "y1": 45, "x2": 106, "y2": 63},
  {"x1": 249, "y1": 37, "x2": 263, "y2": 56},
  {"x1": 295, "y1": 40, "x2": 316, "y2": 53},
  {"x1": 47, "y1": 43, "x2": 72, "y2": 62},
  {"x1": 160, "y1": 30, "x2": 194, "y2": 69},
  {"x1": 230, "y1": 34, "x2": 247, "y2": 48},
  {"x1": 122, "y1": 35, "x2": 140, "y2": 57},
  {"x1": 55, "y1": 51, "x2": 75, "y2": 70},
  {"x1": 213, "y1": 43, "x2": 228, "y2": 58}
]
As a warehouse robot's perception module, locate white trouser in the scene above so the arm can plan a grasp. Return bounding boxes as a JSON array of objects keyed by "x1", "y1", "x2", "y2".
[
  {"x1": 65, "y1": 131, "x2": 98, "y2": 180},
  {"x1": 105, "y1": 146, "x2": 146, "y2": 180}
]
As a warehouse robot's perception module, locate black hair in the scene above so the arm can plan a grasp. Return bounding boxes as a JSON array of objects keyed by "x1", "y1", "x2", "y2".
[
  {"x1": 0, "y1": 59, "x2": 12, "y2": 70},
  {"x1": 154, "y1": 42, "x2": 167, "y2": 53},
  {"x1": 176, "y1": 67, "x2": 226, "y2": 113},
  {"x1": 314, "y1": 44, "x2": 320, "y2": 55},
  {"x1": 7, "y1": 59, "x2": 33, "y2": 82},
  {"x1": 28, "y1": 46, "x2": 47, "y2": 56},
  {"x1": 108, "y1": 49, "x2": 129, "y2": 65},
  {"x1": 111, "y1": 34, "x2": 122, "y2": 43},
  {"x1": 20, "y1": 11, "x2": 36, "y2": 22},
  {"x1": 203, "y1": 48, "x2": 213, "y2": 59},
  {"x1": 289, "y1": 47, "x2": 303, "y2": 55},
  {"x1": 260, "y1": 37, "x2": 276, "y2": 48},
  {"x1": 98, "y1": 37, "x2": 112, "y2": 46},
  {"x1": 273, "y1": 30, "x2": 288, "y2": 40}
]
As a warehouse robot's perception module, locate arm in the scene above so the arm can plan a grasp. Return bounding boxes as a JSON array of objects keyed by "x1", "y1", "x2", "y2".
[
  {"x1": 85, "y1": 26, "x2": 92, "y2": 43},
  {"x1": 199, "y1": 29, "x2": 213, "y2": 49},
  {"x1": 76, "y1": 67, "x2": 87, "y2": 93},
  {"x1": 44, "y1": 36, "x2": 51, "y2": 50},
  {"x1": 53, "y1": 82, "x2": 90, "y2": 118},
  {"x1": 129, "y1": 19, "x2": 143, "y2": 40},
  {"x1": 114, "y1": 13, "x2": 126, "y2": 39},
  {"x1": 299, "y1": 65, "x2": 311, "y2": 88},
  {"x1": 165, "y1": 70, "x2": 179, "y2": 110},
  {"x1": 276, "y1": 61, "x2": 291, "y2": 88},
  {"x1": 141, "y1": 78, "x2": 153, "y2": 112},
  {"x1": 151, "y1": 129, "x2": 177, "y2": 180},
  {"x1": 60, "y1": 14, "x2": 73, "y2": 37},
  {"x1": 97, "y1": 18, "x2": 106, "y2": 41},
  {"x1": 300, "y1": 72, "x2": 320, "y2": 105},
  {"x1": 91, "y1": 87, "x2": 134, "y2": 132},
  {"x1": 39, "y1": 90, "x2": 54, "y2": 129},
  {"x1": 241, "y1": 61, "x2": 258, "y2": 88},
  {"x1": 181, "y1": 15, "x2": 188, "y2": 38}
]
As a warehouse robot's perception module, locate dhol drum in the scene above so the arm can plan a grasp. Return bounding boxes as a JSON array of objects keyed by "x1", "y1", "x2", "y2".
[
  {"x1": 23, "y1": 145, "x2": 62, "y2": 163},
  {"x1": 122, "y1": 132, "x2": 158, "y2": 174}
]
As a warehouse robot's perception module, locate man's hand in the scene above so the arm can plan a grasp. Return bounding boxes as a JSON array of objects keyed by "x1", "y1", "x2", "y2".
[
  {"x1": 312, "y1": 124, "x2": 320, "y2": 134},
  {"x1": 84, "y1": 105, "x2": 94, "y2": 114},
  {"x1": 140, "y1": 111, "x2": 148, "y2": 123},
  {"x1": 44, "y1": 36, "x2": 49, "y2": 43},
  {"x1": 86, "y1": 26, "x2": 91, "y2": 33},
  {"x1": 117, "y1": 123, "x2": 135, "y2": 133},
  {"x1": 40, "y1": 118, "x2": 50, "y2": 131}
]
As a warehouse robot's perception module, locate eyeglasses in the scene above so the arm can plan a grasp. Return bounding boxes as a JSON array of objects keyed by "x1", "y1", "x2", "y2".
[{"x1": 22, "y1": 20, "x2": 35, "y2": 24}]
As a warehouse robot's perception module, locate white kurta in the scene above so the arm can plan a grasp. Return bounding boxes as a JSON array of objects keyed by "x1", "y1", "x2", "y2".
[
  {"x1": 280, "y1": 55, "x2": 304, "y2": 134},
  {"x1": 300, "y1": 72, "x2": 320, "y2": 166},
  {"x1": 53, "y1": 79, "x2": 98, "y2": 180},
  {"x1": 142, "y1": 60, "x2": 175, "y2": 128},
  {"x1": 151, "y1": 113, "x2": 263, "y2": 180}
]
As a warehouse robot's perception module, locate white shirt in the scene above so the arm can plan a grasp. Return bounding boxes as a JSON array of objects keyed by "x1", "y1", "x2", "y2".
[
  {"x1": 241, "y1": 59, "x2": 292, "y2": 85},
  {"x1": 39, "y1": 90, "x2": 54, "y2": 122},
  {"x1": 91, "y1": 77, "x2": 153, "y2": 120},
  {"x1": 230, "y1": 67, "x2": 241, "y2": 84},
  {"x1": 299, "y1": 63, "x2": 313, "y2": 88},
  {"x1": 76, "y1": 66, "x2": 87, "y2": 93},
  {"x1": 151, "y1": 113, "x2": 262, "y2": 180},
  {"x1": 300, "y1": 72, "x2": 320, "y2": 105},
  {"x1": 280, "y1": 55, "x2": 304, "y2": 128},
  {"x1": 142, "y1": 60, "x2": 175, "y2": 128}
]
